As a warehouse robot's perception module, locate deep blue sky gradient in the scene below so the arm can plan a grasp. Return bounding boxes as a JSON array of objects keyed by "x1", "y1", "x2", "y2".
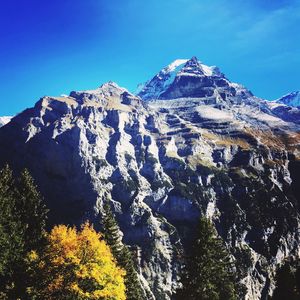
[{"x1": 0, "y1": 0, "x2": 300, "y2": 115}]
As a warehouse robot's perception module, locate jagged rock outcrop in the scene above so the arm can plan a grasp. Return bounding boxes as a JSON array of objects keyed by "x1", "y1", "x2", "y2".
[{"x1": 0, "y1": 58, "x2": 300, "y2": 300}]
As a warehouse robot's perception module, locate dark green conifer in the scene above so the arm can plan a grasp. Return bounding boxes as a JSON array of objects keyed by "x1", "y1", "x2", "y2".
[
  {"x1": 0, "y1": 165, "x2": 24, "y2": 296},
  {"x1": 272, "y1": 261, "x2": 299, "y2": 300},
  {"x1": 175, "y1": 217, "x2": 237, "y2": 300},
  {"x1": 16, "y1": 169, "x2": 47, "y2": 251},
  {"x1": 0, "y1": 165, "x2": 48, "y2": 299},
  {"x1": 102, "y1": 200, "x2": 145, "y2": 300}
]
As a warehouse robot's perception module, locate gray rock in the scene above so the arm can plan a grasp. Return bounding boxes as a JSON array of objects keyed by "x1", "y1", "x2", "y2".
[{"x1": 0, "y1": 60, "x2": 300, "y2": 299}]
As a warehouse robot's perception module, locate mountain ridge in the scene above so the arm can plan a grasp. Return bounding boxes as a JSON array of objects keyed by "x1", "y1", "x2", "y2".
[
  {"x1": 0, "y1": 57, "x2": 299, "y2": 299},
  {"x1": 137, "y1": 56, "x2": 251, "y2": 102},
  {"x1": 276, "y1": 91, "x2": 300, "y2": 107}
]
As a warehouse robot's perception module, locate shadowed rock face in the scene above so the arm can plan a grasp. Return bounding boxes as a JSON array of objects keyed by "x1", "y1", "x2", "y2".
[{"x1": 0, "y1": 60, "x2": 300, "y2": 299}]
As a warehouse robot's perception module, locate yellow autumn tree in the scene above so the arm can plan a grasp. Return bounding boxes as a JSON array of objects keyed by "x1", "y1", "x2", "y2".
[{"x1": 26, "y1": 222, "x2": 126, "y2": 300}]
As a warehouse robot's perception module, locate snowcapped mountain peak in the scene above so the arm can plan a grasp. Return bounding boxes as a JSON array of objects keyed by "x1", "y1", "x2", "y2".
[
  {"x1": 137, "y1": 56, "x2": 226, "y2": 100},
  {"x1": 182, "y1": 56, "x2": 201, "y2": 69},
  {"x1": 179, "y1": 56, "x2": 204, "y2": 76},
  {"x1": 1, "y1": 56, "x2": 300, "y2": 300},
  {"x1": 136, "y1": 59, "x2": 188, "y2": 100},
  {"x1": 276, "y1": 91, "x2": 300, "y2": 107},
  {"x1": 137, "y1": 56, "x2": 246, "y2": 101},
  {"x1": 178, "y1": 56, "x2": 222, "y2": 77}
]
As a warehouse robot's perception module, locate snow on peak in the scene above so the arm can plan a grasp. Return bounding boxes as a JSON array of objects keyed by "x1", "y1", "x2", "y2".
[
  {"x1": 276, "y1": 91, "x2": 300, "y2": 108},
  {"x1": 137, "y1": 57, "x2": 223, "y2": 100},
  {"x1": 178, "y1": 56, "x2": 222, "y2": 77},
  {"x1": 157, "y1": 59, "x2": 188, "y2": 80},
  {"x1": 0, "y1": 116, "x2": 13, "y2": 127},
  {"x1": 136, "y1": 59, "x2": 188, "y2": 100},
  {"x1": 162, "y1": 59, "x2": 188, "y2": 73}
]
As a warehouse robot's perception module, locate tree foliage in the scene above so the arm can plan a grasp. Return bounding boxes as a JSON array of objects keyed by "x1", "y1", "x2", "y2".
[
  {"x1": 271, "y1": 260, "x2": 300, "y2": 300},
  {"x1": 27, "y1": 222, "x2": 126, "y2": 300},
  {"x1": 102, "y1": 201, "x2": 145, "y2": 300},
  {"x1": 175, "y1": 217, "x2": 237, "y2": 300},
  {"x1": 0, "y1": 165, "x2": 47, "y2": 298},
  {"x1": 17, "y1": 169, "x2": 47, "y2": 252}
]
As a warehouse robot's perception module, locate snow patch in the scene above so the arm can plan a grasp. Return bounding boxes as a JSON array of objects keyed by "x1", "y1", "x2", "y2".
[
  {"x1": 163, "y1": 59, "x2": 188, "y2": 73},
  {"x1": 0, "y1": 116, "x2": 13, "y2": 127},
  {"x1": 196, "y1": 106, "x2": 234, "y2": 121}
]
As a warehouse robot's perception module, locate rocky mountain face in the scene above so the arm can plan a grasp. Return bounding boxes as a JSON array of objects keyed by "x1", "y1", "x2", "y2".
[
  {"x1": 137, "y1": 56, "x2": 249, "y2": 101},
  {"x1": 264, "y1": 92, "x2": 300, "y2": 125},
  {"x1": 0, "y1": 58, "x2": 300, "y2": 299},
  {"x1": 265, "y1": 101, "x2": 300, "y2": 125}
]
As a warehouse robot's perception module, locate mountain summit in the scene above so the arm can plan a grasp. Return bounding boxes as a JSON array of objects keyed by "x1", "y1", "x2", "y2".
[
  {"x1": 276, "y1": 91, "x2": 300, "y2": 107},
  {"x1": 136, "y1": 58, "x2": 188, "y2": 100},
  {"x1": 137, "y1": 56, "x2": 250, "y2": 101},
  {"x1": 0, "y1": 57, "x2": 300, "y2": 300}
]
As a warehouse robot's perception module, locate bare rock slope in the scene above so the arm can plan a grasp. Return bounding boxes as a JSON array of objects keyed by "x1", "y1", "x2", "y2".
[{"x1": 0, "y1": 58, "x2": 300, "y2": 299}]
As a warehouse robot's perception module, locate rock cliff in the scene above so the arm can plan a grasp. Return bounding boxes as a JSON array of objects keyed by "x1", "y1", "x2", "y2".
[{"x1": 0, "y1": 58, "x2": 299, "y2": 299}]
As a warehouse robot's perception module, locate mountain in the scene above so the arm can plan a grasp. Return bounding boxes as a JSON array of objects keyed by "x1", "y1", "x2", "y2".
[
  {"x1": 276, "y1": 91, "x2": 300, "y2": 107},
  {"x1": 136, "y1": 59, "x2": 188, "y2": 99},
  {"x1": 137, "y1": 56, "x2": 252, "y2": 101},
  {"x1": 265, "y1": 100, "x2": 300, "y2": 125},
  {"x1": 0, "y1": 116, "x2": 12, "y2": 127},
  {"x1": 264, "y1": 91, "x2": 300, "y2": 125},
  {"x1": 0, "y1": 58, "x2": 300, "y2": 299}
]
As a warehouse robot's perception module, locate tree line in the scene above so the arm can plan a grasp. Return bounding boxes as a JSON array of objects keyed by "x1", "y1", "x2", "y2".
[
  {"x1": 0, "y1": 165, "x2": 143, "y2": 299},
  {"x1": 1, "y1": 165, "x2": 298, "y2": 299}
]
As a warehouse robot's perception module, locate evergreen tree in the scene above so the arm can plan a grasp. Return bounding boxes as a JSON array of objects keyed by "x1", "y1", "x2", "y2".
[
  {"x1": 175, "y1": 217, "x2": 237, "y2": 300},
  {"x1": 16, "y1": 169, "x2": 47, "y2": 252},
  {"x1": 272, "y1": 261, "x2": 300, "y2": 300},
  {"x1": 102, "y1": 201, "x2": 124, "y2": 256},
  {"x1": 296, "y1": 265, "x2": 300, "y2": 296},
  {"x1": 102, "y1": 201, "x2": 145, "y2": 300},
  {"x1": 0, "y1": 165, "x2": 48, "y2": 298},
  {"x1": 0, "y1": 165, "x2": 24, "y2": 296}
]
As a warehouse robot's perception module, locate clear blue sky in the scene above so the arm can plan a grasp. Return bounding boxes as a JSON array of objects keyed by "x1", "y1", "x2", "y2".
[{"x1": 0, "y1": 0, "x2": 299, "y2": 115}]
